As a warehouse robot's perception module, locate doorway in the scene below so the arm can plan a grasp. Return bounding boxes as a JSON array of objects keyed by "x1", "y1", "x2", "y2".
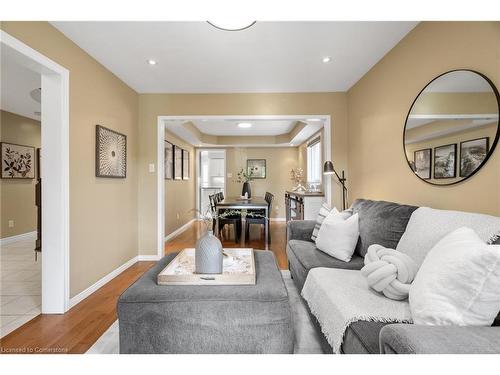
[
  {"x1": 197, "y1": 149, "x2": 226, "y2": 216},
  {"x1": 0, "y1": 31, "x2": 70, "y2": 316}
]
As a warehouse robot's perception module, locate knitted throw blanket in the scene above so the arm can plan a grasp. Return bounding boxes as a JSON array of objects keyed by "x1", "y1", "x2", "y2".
[{"x1": 301, "y1": 268, "x2": 412, "y2": 353}]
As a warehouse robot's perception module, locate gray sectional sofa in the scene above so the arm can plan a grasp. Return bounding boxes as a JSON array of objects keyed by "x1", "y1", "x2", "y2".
[{"x1": 286, "y1": 199, "x2": 500, "y2": 354}]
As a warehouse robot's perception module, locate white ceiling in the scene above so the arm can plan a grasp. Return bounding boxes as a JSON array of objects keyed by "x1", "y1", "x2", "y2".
[
  {"x1": 51, "y1": 21, "x2": 418, "y2": 93},
  {"x1": 192, "y1": 119, "x2": 296, "y2": 136},
  {"x1": 425, "y1": 71, "x2": 493, "y2": 93},
  {"x1": 1, "y1": 49, "x2": 41, "y2": 121}
]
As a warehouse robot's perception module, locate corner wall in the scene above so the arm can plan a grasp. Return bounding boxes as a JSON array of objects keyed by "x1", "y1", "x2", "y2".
[
  {"x1": 0, "y1": 22, "x2": 140, "y2": 297},
  {"x1": 347, "y1": 21, "x2": 500, "y2": 216}
]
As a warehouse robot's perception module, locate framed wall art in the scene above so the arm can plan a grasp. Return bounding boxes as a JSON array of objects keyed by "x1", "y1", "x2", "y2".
[
  {"x1": 1, "y1": 142, "x2": 35, "y2": 179},
  {"x1": 413, "y1": 148, "x2": 431, "y2": 180},
  {"x1": 247, "y1": 159, "x2": 266, "y2": 179},
  {"x1": 182, "y1": 149, "x2": 189, "y2": 180},
  {"x1": 434, "y1": 143, "x2": 456, "y2": 179},
  {"x1": 174, "y1": 145, "x2": 182, "y2": 180},
  {"x1": 165, "y1": 141, "x2": 173, "y2": 180},
  {"x1": 460, "y1": 137, "x2": 489, "y2": 178},
  {"x1": 95, "y1": 125, "x2": 127, "y2": 178}
]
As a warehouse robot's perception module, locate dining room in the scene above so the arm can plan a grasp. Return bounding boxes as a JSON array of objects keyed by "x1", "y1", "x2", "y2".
[{"x1": 161, "y1": 115, "x2": 329, "y2": 265}]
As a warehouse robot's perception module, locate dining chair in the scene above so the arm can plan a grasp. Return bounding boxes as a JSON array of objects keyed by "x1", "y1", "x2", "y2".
[
  {"x1": 210, "y1": 193, "x2": 241, "y2": 243},
  {"x1": 245, "y1": 192, "x2": 273, "y2": 243}
]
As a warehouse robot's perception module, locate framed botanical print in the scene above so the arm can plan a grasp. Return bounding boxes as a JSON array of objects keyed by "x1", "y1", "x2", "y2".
[
  {"x1": 95, "y1": 125, "x2": 127, "y2": 178},
  {"x1": 434, "y1": 143, "x2": 456, "y2": 179},
  {"x1": 247, "y1": 159, "x2": 266, "y2": 179},
  {"x1": 1, "y1": 142, "x2": 35, "y2": 179},
  {"x1": 413, "y1": 148, "x2": 431, "y2": 180},
  {"x1": 164, "y1": 141, "x2": 173, "y2": 180},
  {"x1": 174, "y1": 145, "x2": 182, "y2": 180},
  {"x1": 182, "y1": 149, "x2": 189, "y2": 180},
  {"x1": 460, "y1": 137, "x2": 489, "y2": 178}
]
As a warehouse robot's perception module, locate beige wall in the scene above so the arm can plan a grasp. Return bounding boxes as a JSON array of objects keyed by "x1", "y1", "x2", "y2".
[
  {"x1": 347, "y1": 21, "x2": 500, "y2": 216},
  {"x1": 225, "y1": 147, "x2": 298, "y2": 218},
  {"x1": 165, "y1": 131, "x2": 196, "y2": 235},
  {"x1": 138, "y1": 93, "x2": 348, "y2": 255},
  {"x1": 0, "y1": 110, "x2": 40, "y2": 238},
  {"x1": 0, "y1": 22, "x2": 139, "y2": 297}
]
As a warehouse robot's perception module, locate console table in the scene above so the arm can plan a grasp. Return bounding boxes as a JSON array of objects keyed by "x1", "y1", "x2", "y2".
[{"x1": 285, "y1": 191, "x2": 324, "y2": 221}]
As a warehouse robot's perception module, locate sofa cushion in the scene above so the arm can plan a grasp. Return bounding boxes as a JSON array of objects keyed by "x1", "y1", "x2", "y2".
[
  {"x1": 342, "y1": 321, "x2": 388, "y2": 354},
  {"x1": 352, "y1": 199, "x2": 418, "y2": 257},
  {"x1": 288, "y1": 240, "x2": 365, "y2": 272}
]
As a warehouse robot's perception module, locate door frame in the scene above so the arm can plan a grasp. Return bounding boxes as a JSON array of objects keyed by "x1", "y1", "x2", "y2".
[
  {"x1": 157, "y1": 115, "x2": 331, "y2": 260},
  {"x1": 1, "y1": 31, "x2": 70, "y2": 313},
  {"x1": 195, "y1": 148, "x2": 227, "y2": 216}
]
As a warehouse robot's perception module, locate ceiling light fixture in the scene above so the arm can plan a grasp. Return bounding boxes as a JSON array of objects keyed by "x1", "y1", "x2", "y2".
[
  {"x1": 238, "y1": 122, "x2": 252, "y2": 128},
  {"x1": 322, "y1": 56, "x2": 332, "y2": 63},
  {"x1": 147, "y1": 59, "x2": 158, "y2": 65},
  {"x1": 207, "y1": 21, "x2": 256, "y2": 31}
]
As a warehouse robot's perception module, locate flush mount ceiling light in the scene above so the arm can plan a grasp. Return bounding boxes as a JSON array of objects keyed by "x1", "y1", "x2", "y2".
[
  {"x1": 238, "y1": 122, "x2": 252, "y2": 128},
  {"x1": 322, "y1": 56, "x2": 332, "y2": 63},
  {"x1": 147, "y1": 59, "x2": 158, "y2": 65},
  {"x1": 207, "y1": 21, "x2": 256, "y2": 31}
]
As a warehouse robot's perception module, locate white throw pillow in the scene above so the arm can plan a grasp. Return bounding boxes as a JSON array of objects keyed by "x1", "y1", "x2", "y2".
[
  {"x1": 311, "y1": 205, "x2": 352, "y2": 241},
  {"x1": 409, "y1": 227, "x2": 500, "y2": 326},
  {"x1": 315, "y1": 212, "x2": 359, "y2": 262}
]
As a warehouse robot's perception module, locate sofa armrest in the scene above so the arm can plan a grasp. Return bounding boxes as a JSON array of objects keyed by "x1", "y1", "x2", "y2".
[
  {"x1": 287, "y1": 220, "x2": 316, "y2": 243},
  {"x1": 380, "y1": 324, "x2": 500, "y2": 354}
]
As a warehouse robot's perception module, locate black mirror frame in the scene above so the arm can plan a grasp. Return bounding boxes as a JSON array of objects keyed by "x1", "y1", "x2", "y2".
[{"x1": 403, "y1": 69, "x2": 500, "y2": 186}]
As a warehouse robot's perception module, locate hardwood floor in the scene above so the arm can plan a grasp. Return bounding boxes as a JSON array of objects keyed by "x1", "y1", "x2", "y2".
[{"x1": 0, "y1": 221, "x2": 288, "y2": 354}]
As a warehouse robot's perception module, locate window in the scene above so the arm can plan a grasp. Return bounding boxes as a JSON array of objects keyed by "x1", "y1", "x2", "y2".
[{"x1": 307, "y1": 138, "x2": 322, "y2": 185}]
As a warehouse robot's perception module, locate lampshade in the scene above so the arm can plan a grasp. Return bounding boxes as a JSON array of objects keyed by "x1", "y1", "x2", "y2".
[{"x1": 323, "y1": 161, "x2": 335, "y2": 175}]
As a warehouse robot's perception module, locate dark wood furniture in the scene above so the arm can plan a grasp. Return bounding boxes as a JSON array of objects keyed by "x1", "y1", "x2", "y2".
[
  {"x1": 210, "y1": 194, "x2": 241, "y2": 243},
  {"x1": 245, "y1": 192, "x2": 273, "y2": 243},
  {"x1": 285, "y1": 191, "x2": 324, "y2": 222}
]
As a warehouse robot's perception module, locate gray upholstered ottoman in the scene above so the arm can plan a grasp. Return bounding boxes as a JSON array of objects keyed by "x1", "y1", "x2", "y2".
[{"x1": 117, "y1": 250, "x2": 293, "y2": 353}]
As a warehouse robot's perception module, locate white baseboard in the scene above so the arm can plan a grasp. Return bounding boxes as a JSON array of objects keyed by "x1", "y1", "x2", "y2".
[
  {"x1": 270, "y1": 218, "x2": 286, "y2": 222},
  {"x1": 164, "y1": 218, "x2": 196, "y2": 242},
  {"x1": 69, "y1": 256, "x2": 139, "y2": 309},
  {"x1": 138, "y1": 255, "x2": 162, "y2": 261},
  {"x1": 0, "y1": 231, "x2": 37, "y2": 246}
]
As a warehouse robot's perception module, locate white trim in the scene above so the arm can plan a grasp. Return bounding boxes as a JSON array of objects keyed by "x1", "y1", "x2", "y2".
[
  {"x1": 157, "y1": 115, "x2": 332, "y2": 256},
  {"x1": 0, "y1": 231, "x2": 37, "y2": 246},
  {"x1": 270, "y1": 218, "x2": 286, "y2": 222},
  {"x1": 408, "y1": 113, "x2": 498, "y2": 120},
  {"x1": 138, "y1": 255, "x2": 162, "y2": 261},
  {"x1": 69, "y1": 256, "x2": 138, "y2": 309},
  {"x1": 164, "y1": 218, "x2": 197, "y2": 242},
  {"x1": 1, "y1": 30, "x2": 70, "y2": 314}
]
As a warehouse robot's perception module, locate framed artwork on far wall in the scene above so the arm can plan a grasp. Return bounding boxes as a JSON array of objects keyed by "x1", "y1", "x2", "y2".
[
  {"x1": 164, "y1": 141, "x2": 173, "y2": 180},
  {"x1": 182, "y1": 149, "x2": 189, "y2": 180},
  {"x1": 460, "y1": 137, "x2": 489, "y2": 178},
  {"x1": 413, "y1": 148, "x2": 431, "y2": 180},
  {"x1": 434, "y1": 143, "x2": 457, "y2": 179},
  {"x1": 174, "y1": 145, "x2": 182, "y2": 180},
  {"x1": 95, "y1": 125, "x2": 127, "y2": 178},
  {"x1": 247, "y1": 159, "x2": 266, "y2": 179},
  {"x1": 1, "y1": 142, "x2": 35, "y2": 179}
]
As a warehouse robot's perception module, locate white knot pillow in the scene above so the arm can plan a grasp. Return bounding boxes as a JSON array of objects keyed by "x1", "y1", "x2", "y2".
[{"x1": 361, "y1": 244, "x2": 417, "y2": 300}]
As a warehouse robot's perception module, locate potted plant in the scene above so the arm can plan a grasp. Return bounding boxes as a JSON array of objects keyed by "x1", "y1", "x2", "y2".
[{"x1": 236, "y1": 167, "x2": 256, "y2": 198}]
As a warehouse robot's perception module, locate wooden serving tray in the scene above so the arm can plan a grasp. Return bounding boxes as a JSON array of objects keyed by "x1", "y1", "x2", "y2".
[{"x1": 157, "y1": 248, "x2": 256, "y2": 286}]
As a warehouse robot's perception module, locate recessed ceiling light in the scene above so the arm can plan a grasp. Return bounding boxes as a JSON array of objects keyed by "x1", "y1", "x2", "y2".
[
  {"x1": 147, "y1": 59, "x2": 158, "y2": 65},
  {"x1": 322, "y1": 56, "x2": 332, "y2": 63},
  {"x1": 238, "y1": 122, "x2": 252, "y2": 128}
]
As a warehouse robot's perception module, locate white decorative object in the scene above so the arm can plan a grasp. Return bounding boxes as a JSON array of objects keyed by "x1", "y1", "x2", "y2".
[
  {"x1": 195, "y1": 230, "x2": 223, "y2": 274},
  {"x1": 157, "y1": 248, "x2": 256, "y2": 285},
  {"x1": 290, "y1": 168, "x2": 306, "y2": 192},
  {"x1": 409, "y1": 227, "x2": 500, "y2": 326},
  {"x1": 361, "y1": 244, "x2": 417, "y2": 300},
  {"x1": 396, "y1": 207, "x2": 500, "y2": 268},
  {"x1": 315, "y1": 212, "x2": 359, "y2": 262}
]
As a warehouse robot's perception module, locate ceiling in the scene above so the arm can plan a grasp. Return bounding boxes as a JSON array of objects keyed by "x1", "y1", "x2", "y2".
[
  {"x1": 192, "y1": 119, "x2": 296, "y2": 136},
  {"x1": 51, "y1": 21, "x2": 418, "y2": 93},
  {"x1": 1, "y1": 49, "x2": 41, "y2": 121},
  {"x1": 425, "y1": 71, "x2": 493, "y2": 93}
]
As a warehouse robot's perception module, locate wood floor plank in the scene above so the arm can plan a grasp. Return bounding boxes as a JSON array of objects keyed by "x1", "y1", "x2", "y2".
[{"x1": 0, "y1": 221, "x2": 288, "y2": 354}]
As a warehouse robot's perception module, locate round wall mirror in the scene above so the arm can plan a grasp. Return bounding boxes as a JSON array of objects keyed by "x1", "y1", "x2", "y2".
[{"x1": 404, "y1": 70, "x2": 500, "y2": 185}]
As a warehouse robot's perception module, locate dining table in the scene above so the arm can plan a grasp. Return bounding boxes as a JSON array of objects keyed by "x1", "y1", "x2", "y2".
[{"x1": 215, "y1": 196, "x2": 270, "y2": 246}]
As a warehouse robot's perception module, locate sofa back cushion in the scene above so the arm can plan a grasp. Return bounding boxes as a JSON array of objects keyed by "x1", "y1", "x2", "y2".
[
  {"x1": 396, "y1": 207, "x2": 500, "y2": 268},
  {"x1": 351, "y1": 199, "x2": 418, "y2": 257}
]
